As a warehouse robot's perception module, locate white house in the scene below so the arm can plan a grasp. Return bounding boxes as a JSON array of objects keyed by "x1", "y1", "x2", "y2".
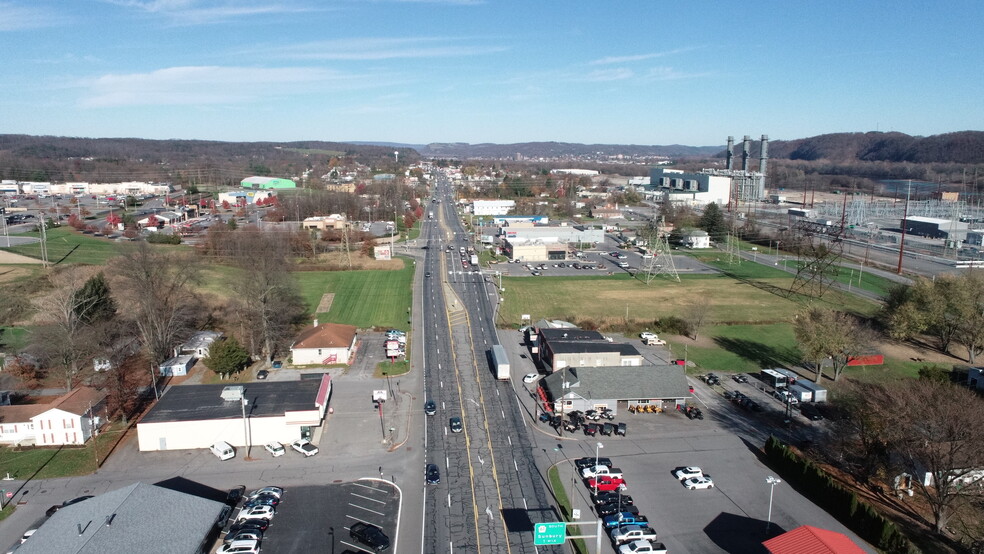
[
  {"x1": 290, "y1": 322, "x2": 358, "y2": 365},
  {"x1": 0, "y1": 387, "x2": 106, "y2": 446},
  {"x1": 680, "y1": 229, "x2": 711, "y2": 249},
  {"x1": 159, "y1": 355, "x2": 195, "y2": 376},
  {"x1": 174, "y1": 331, "x2": 222, "y2": 359}
]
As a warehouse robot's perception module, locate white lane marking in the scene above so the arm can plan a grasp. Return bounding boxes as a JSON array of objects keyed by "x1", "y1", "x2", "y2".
[
  {"x1": 348, "y1": 503, "x2": 386, "y2": 516},
  {"x1": 350, "y1": 493, "x2": 386, "y2": 504},
  {"x1": 501, "y1": 409, "x2": 505, "y2": 419},
  {"x1": 507, "y1": 436, "x2": 512, "y2": 446},
  {"x1": 514, "y1": 459, "x2": 519, "y2": 472},
  {"x1": 447, "y1": 495, "x2": 451, "y2": 508},
  {"x1": 446, "y1": 456, "x2": 449, "y2": 469}
]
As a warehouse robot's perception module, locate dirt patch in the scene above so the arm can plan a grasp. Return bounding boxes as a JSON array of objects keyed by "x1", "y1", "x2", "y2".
[
  {"x1": 316, "y1": 293, "x2": 335, "y2": 313},
  {"x1": 0, "y1": 265, "x2": 35, "y2": 284},
  {"x1": 0, "y1": 251, "x2": 42, "y2": 265},
  {"x1": 297, "y1": 251, "x2": 404, "y2": 271},
  {"x1": 874, "y1": 337, "x2": 960, "y2": 365}
]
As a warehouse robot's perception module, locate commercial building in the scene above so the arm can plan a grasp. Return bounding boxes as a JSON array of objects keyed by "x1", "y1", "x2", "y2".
[
  {"x1": 534, "y1": 328, "x2": 643, "y2": 371},
  {"x1": 17, "y1": 482, "x2": 228, "y2": 554},
  {"x1": 648, "y1": 168, "x2": 732, "y2": 207},
  {"x1": 217, "y1": 189, "x2": 277, "y2": 206},
  {"x1": 137, "y1": 375, "x2": 332, "y2": 451},
  {"x1": 302, "y1": 214, "x2": 348, "y2": 231},
  {"x1": 763, "y1": 525, "x2": 866, "y2": 554},
  {"x1": 290, "y1": 322, "x2": 359, "y2": 365},
  {"x1": 500, "y1": 224, "x2": 604, "y2": 246},
  {"x1": 240, "y1": 176, "x2": 297, "y2": 189},
  {"x1": 901, "y1": 216, "x2": 968, "y2": 240},
  {"x1": 490, "y1": 215, "x2": 550, "y2": 225},
  {"x1": 472, "y1": 200, "x2": 516, "y2": 216},
  {"x1": 537, "y1": 365, "x2": 690, "y2": 415},
  {"x1": 501, "y1": 237, "x2": 567, "y2": 262}
]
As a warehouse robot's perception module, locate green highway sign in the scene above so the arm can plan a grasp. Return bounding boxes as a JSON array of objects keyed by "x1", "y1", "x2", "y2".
[{"x1": 533, "y1": 522, "x2": 566, "y2": 545}]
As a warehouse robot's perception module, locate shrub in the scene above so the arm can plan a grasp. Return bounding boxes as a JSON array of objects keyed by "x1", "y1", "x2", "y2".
[{"x1": 146, "y1": 233, "x2": 181, "y2": 244}]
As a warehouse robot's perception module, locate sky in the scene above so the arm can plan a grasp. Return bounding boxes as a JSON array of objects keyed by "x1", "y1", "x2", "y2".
[{"x1": 1, "y1": 0, "x2": 982, "y2": 146}]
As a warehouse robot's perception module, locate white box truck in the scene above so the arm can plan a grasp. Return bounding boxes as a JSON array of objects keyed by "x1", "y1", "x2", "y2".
[
  {"x1": 491, "y1": 345, "x2": 510, "y2": 380},
  {"x1": 470, "y1": 254, "x2": 479, "y2": 266}
]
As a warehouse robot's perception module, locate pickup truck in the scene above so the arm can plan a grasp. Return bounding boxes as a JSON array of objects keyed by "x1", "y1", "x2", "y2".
[
  {"x1": 575, "y1": 457, "x2": 612, "y2": 471},
  {"x1": 618, "y1": 540, "x2": 668, "y2": 554},
  {"x1": 603, "y1": 512, "x2": 648, "y2": 529},
  {"x1": 582, "y1": 465, "x2": 624, "y2": 479},
  {"x1": 610, "y1": 525, "x2": 658, "y2": 545},
  {"x1": 586, "y1": 476, "x2": 626, "y2": 492}
]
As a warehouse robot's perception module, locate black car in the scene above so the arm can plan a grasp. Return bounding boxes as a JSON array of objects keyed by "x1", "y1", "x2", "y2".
[
  {"x1": 424, "y1": 400, "x2": 436, "y2": 416},
  {"x1": 799, "y1": 404, "x2": 824, "y2": 421},
  {"x1": 226, "y1": 485, "x2": 246, "y2": 506},
  {"x1": 350, "y1": 522, "x2": 390, "y2": 552},
  {"x1": 592, "y1": 491, "x2": 633, "y2": 506},
  {"x1": 732, "y1": 374, "x2": 749, "y2": 383},
  {"x1": 600, "y1": 422, "x2": 614, "y2": 436},
  {"x1": 449, "y1": 417, "x2": 463, "y2": 433},
  {"x1": 425, "y1": 463, "x2": 441, "y2": 485},
  {"x1": 575, "y1": 457, "x2": 613, "y2": 471},
  {"x1": 596, "y1": 502, "x2": 640, "y2": 517},
  {"x1": 228, "y1": 518, "x2": 269, "y2": 534},
  {"x1": 616, "y1": 422, "x2": 627, "y2": 436},
  {"x1": 256, "y1": 369, "x2": 269, "y2": 380}
]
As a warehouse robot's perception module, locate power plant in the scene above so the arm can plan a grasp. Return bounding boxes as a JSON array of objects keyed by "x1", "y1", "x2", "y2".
[{"x1": 705, "y1": 134, "x2": 769, "y2": 203}]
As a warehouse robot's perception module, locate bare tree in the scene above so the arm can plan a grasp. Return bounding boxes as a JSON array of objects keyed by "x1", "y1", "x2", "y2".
[
  {"x1": 112, "y1": 243, "x2": 200, "y2": 377},
  {"x1": 683, "y1": 297, "x2": 711, "y2": 340},
  {"x1": 793, "y1": 306, "x2": 874, "y2": 382}
]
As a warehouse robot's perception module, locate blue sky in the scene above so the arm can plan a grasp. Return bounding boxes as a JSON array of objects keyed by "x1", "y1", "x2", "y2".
[{"x1": 2, "y1": 0, "x2": 981, "y2": 146}]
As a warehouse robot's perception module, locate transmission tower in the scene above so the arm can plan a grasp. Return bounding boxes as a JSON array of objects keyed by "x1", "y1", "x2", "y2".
[
  {"x1": 341, "y1": 224, "x2": 353, "y2": 268},
  {"x1": 642, "y1": 230, "x2": 680, "y2": 284}
]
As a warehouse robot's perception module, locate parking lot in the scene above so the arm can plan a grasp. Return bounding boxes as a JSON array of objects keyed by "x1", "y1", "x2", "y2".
[{"x1": 222, "y1": 480, "x2": 400, "y2": 553}]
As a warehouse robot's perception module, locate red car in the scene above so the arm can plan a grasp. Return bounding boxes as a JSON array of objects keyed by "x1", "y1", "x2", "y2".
[{"x1": 586, "y1": 476, "x2": 626, "y2": 491}]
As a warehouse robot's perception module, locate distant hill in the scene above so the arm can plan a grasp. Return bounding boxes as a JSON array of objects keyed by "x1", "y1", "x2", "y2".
[
  {"x1": 758, "y1": 131, "x2": 984, "y2": 164},
  {"x1": 415, "y1": 141, "x2": 721, "y2": 159}
]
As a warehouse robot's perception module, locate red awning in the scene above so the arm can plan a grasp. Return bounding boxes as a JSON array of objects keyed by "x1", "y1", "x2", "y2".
[{"x1": 316, "y1": 374, "x2": 332, "y2": 407}]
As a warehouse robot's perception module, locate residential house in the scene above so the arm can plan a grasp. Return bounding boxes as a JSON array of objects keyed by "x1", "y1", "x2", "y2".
[
  {"x1": 0, "y1": 387, "x2": 106, "y2": 446},
  {"x1": 290, "y1": 322, "x2": 358, "y2": 365},
  {"x1": 174, "y1": 331, "x2": 222, "y2": 359},
  {"x1": 159, "y1": 355, "x2": 195, "y2": 377}
]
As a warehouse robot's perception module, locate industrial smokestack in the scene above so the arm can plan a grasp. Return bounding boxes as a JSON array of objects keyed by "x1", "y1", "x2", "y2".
[
  {"x1": 725, "y1": 136, "x2": 734, "y2": 170},
  {"x1": 759, "y1": 135, "x2": 769, "y2": 175},
  {"x1": 741, "y1": 135, "x2": 751, "y2": 171}
]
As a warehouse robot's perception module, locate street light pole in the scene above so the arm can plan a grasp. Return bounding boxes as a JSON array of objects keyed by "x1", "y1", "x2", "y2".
[
  {"x1": 594, "y1": 442, "x2": 604, "y2": 495},
  {"x1": 766, "y1": 476, "x2": 781, "y2": 534}
]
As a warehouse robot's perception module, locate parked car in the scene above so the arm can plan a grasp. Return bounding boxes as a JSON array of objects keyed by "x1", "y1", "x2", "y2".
[
  {"x1": 244, "y1": 494, "x2": 280, "y2": 509},
  {"x1": 619, "y1": 540, "x2": 668, "y2": 554},
  {"x1": 349, "y1": 522, "x2": 390, "y2": 552},
  {"x1": 601, "y1": 422, "x2": 615, "y2": 436},
  {"x1": 684, "y1": 476, "x2": 715, "y2": 490},
  {"x1": 523, "y1": 373, "x2": 539, "y2": 384},
  {"x1": 247, "y1": 486, "x2": 284, "y2": 500},
  {"x1": 264, "y1": 442, "x2": 285, "y2": 457},
  {"x1": 226, "y1": 518, "x2": 269, "y2": 536},
  {"x1": 640, "y1": 332, "x2": 657, "y2": 340},
  {"x1": 225, "y1": 486, "x2": 246, "y2": 507},
  {"x1": 236, "y1": 505, "x2": 275, "y2": 521},
  {"x1": 604, "y1": 512, "x2": 649, "y2": 530},
  {"x1": 799, "y1": 403, "x2": 824, "y2": 420},
  {"x1": 216, "y1": 539, "x2": 260, "y2": 554},
  {"x1": 586, "y1": 476, "x2": 626, "y2": 491},
  {"x1": 256, "y1": 369, "x2": 269, "y2": 380},
  {"x1": 583, "y1": 423, "x2": 598, "y2": 436},
  {"x1": 449, "y1": 417, "x2": 463, "y2": 433},
  {"x1": 425, "y1": 463, "x2": 441, "y2": 485},
  {"x1": 424, "y1": 400, "x2": 437, "y2": 416},
  {"x1": 291, "y1": 439, "x2": 319, "y2": 457},
  {"x1": 271, "y1": 360, "x2": 283, "y2": 369},
  {"x1": 674, "y1": 467, "x2": 704, "y2": 480},
  {"x1": 223, "y1": 530, "x2": 262, "y2": 544},
  {"x1": 592, "y1": 491, "x2": 633, "y2": 506},
  {"x1": 732, "y1": 373, "x2": 748, "y2": 383},
  {"x1": 616, "y1": 422, "x2": 627, "y2": 436}
]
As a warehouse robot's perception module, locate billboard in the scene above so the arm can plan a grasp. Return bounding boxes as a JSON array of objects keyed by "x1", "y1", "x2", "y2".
[{"x1": 374, "y1": 245, "x2": 392, "y2": 260}]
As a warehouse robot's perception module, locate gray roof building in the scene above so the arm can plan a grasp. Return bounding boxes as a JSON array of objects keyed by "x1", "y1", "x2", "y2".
[
  {"x1": 541, "y1": 365, "x2": 690, "y2": 403},
  {"x1": 548, "y1": 342, "x2": 641, "y2": 357},
  {"x1": 536, "y1": 328, "x2": 606, "y2": 343},
  {"x1": 18, "y1": 483, "x2": 227, "y2": 554},
  {"x1": 141, "y1": 378, "x2": 327, "y2": 424}
]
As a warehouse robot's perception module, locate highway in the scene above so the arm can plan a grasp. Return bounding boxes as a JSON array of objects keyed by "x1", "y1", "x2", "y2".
[{"x1": 421, "y1": 175, "x2": 563, "y2": 553}]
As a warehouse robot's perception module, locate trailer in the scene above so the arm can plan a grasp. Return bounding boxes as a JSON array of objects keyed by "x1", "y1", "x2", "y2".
[
  {"x1": 790, "y1": 379, "x2": 827, "y2": 402},
  {"x1": 787, "y1": 384, "x2": 813, "y2": 402},
  {"x1": 491, "y1": 344, "x2": 510, "y2": 380}
]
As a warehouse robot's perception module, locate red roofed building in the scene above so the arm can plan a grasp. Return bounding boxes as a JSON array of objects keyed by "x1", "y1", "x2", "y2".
[
  {"x1": 763, "y1": 525, "x2": 867, "y2": 554},
  {"x1": 290, "y1": 321, "x2": 358, "y2": 365}
]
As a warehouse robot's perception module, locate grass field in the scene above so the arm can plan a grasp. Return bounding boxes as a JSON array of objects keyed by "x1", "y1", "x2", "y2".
[
  {"x1": 0, "y1": 327, "x2": 29, "y2": 352},
  {"x1": 668, "y1": 324, "x2": 802, "y2": 373},
  {"x1": 7, "y1": 227, "x2": 123, "y2": 265},
  {"x1": 0, "y1": 425, "x2": 125, "y2": 480},
  {"x1": 294, "y1": 256, "x2": 413, "y2": 330}
]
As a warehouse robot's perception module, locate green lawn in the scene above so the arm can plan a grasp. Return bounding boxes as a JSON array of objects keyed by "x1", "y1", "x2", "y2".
[
  {"x1": 294, "y1": 256, "x2": 413, "y2": 330},
  {"x1": 0, "y1": 327, "x2": 28, "y2": 352},
  {"x1": 825, "y1": 264, "x2": 899, "y2": 298},
  {"x1": 0, "y1": 425, "x2": 124, "y2": 480},
  {"x1": 6, "y1": 227, "x2": 123, "y2": 265}
]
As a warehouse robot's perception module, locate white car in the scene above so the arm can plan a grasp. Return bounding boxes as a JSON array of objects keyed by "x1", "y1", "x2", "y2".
[
  {"x1": 640, "y1": 332, "x2": 657, "y2": 340},
  {"x1": 247, "y1": 486, "x2": 284, "y2": 500},
  {"x1": 216, "y1": 539, "x2": 260, "y2": 554},
  {"x1": 264, "y1": 442, "x2": 285, "y2": 457},
  {"x1": 523, "y1": 373, "x2": 539, "y2": 384},
  {"x1": 236, "y1": 505, "x2": 275, "y2": 521},
  {"x1": 674, "y1": 466, "x2": 703, "y2": 480},
  {"x1": 291, "y1": 439, "x2": 319, "y2": 457},
  {"x1": 684, "y1": 476, "x2": 715, "y2": 490}
]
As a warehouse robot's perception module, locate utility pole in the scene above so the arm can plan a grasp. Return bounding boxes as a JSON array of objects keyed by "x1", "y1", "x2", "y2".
[{"x1": 897, "y1": 180, "x2": 912, "y2": 274}]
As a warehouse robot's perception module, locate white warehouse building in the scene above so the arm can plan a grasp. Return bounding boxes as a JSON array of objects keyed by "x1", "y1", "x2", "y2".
[
  {"x1": 472, "y1": 199, "x2": 516, "y2": 216},
  {"x1": 137, "y1": 376, "x2": 332, "y2": 452},
  {"x1": 648, "y1": 168, "x2": 732, "y2": 207}
]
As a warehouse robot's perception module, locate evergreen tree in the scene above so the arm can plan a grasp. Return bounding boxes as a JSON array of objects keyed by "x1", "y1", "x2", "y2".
[
  {"x1": 203, "y1": 337, "x2": 251, "y2": 377},
  {"x1": 72, "y1": 272, "x2": 116, "y2": 323},
  {"x1": 698, "y1": 203, "x2": 728, "y2": 242}
]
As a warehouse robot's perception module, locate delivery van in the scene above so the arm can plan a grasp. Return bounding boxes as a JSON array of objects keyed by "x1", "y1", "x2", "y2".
[{"x1": 210, "y1": 441, "x2": 235, "y2": 461}]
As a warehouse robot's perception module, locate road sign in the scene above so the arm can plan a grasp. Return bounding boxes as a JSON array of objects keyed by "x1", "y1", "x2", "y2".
[{"x1": 533, "y1": 522, "x2": 566, "y2": 545}]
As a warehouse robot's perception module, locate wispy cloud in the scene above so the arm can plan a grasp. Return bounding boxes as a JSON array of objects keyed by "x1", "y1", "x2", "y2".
[
  {"x1": 577, "y1": 68, "x2": 634, "y2": 82},
  {"x1": 643, "y1": 66, "x2": 711, "y2": 81},
  {"x1": 79, "y1": 66, "x2": 375, "y2": 107},
  {"x1": 589, "y1": 47, "x2": 701, "y2": 66},
  {"x1": 103, "y1": 0, "x2": 320, "y2": 24},
  {"x1": 254, "y1": 37, "x2": 507, "y2": 61},
  {"x1": 0, "y1": 2, "x2": 69, "y2": 31},
  {"x1": 384, "y1": 0, "x2": 484, "y2": 4}
]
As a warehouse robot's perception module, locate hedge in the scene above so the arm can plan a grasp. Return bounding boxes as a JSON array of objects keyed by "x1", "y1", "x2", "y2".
[{"x1": 764, "y1": 435, "x2": 915, "y2": 553}]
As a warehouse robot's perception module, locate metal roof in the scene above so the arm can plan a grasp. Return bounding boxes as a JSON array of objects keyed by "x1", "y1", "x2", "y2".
[
  {"x1": 541, "y1": 365, "x2": 690, "y2": 401},
  {"x1": 17, "y1": 483, "x2": 225, "y2": 554},
  {"x1": 549, "y1": 342, "x2": 642, "y2": 356},
  {"x1": 763, "y1": 525, "x2": 867, "y2": 554}
]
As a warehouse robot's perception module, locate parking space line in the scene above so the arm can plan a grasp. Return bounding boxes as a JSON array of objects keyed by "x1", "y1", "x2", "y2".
[
  {"x1": 339, "y1": 539, "x2": 372, "y2": 553},
  {"x1": 345, "y1": 514, "x2": 385, "y2": 525},
  {"x1": 351, "y1": 482, "x2": 387, "y2": 495},
  {"x1": 349, "y1": 493, "x2": 386, "y2": 504},
  {"x1": 348, "y1": 503, "x2": 386, "y2": 516}
]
